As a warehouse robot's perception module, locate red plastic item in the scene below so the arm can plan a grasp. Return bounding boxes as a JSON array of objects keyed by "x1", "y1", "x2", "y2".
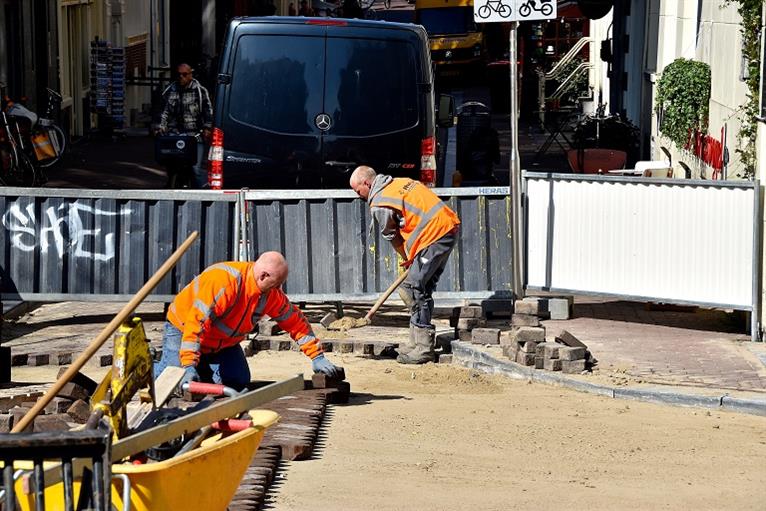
[
  {"x1": 187, "y1": 381, "x2": 227, "y2": 396},
  {"x1": 211, "y1": 419, "x2": 253, "y2": 432}
]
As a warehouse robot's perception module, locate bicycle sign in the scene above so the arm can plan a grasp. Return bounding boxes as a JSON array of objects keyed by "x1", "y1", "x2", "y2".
[{"x1": 474, "y1": 0, "x2": 556, "y2": 22}]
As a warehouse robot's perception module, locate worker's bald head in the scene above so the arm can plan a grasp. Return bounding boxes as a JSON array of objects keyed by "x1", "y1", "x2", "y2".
[
  {"x1": 350, "y1": 166, "x2": 376, "y2": 200},
  {"x1": 253, "y1": 251, "x2": 289, "y2": 291}
]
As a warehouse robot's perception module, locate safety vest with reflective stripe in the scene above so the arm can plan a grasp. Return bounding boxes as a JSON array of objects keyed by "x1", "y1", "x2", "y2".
[
  {"x1": 167, "y1": 261, "x2": 323, "y2": 367},
  {"x1": 370, "y1": 178, "x2": 460, "y2": 261}
]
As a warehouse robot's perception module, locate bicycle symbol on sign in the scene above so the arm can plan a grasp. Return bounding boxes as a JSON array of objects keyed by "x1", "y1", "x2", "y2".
[
  {"x1": 518, "y1": 0, "x2": 553, "y2": 17},
  {"x1": 476, "y1": 0, "x2": 511, "y2": 18}
]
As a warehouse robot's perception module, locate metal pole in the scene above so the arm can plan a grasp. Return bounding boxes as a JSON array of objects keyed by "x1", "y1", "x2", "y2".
[{"x1": 510, "y1": 21, "x2": 525, "y2": 301}]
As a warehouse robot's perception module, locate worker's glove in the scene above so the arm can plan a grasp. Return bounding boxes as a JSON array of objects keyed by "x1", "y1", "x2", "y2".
[
  {"x1": 181, "y1": 366, "x2": 200, "y2": 386},
  {"x1": 311, "y1": 354, "x2": 341, "y2": 378}
]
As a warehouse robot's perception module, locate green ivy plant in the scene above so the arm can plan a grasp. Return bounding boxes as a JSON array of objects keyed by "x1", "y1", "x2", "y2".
[
  {"x1": 724, "y1": 0, "x2": 762, "y2": 180},
  {"x1": 655, "y1": 58, "x2": 711, "y2": 149}
]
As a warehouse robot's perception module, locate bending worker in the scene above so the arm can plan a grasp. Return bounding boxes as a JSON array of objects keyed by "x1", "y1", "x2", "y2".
[
  {"x1": 154, "y1": 251, "x2": 342, "y2": 390},
  {"x1": 350, "y1": 166, "x2": 460, "y2": 364}
]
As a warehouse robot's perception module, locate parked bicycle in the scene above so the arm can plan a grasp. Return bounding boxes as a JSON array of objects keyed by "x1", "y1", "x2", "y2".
[
  {"x1": 0, "y1": 85, "x2": 67, "y2": 186},
  {"x1": 518, "y1": 0, "x2": 553, "y2": 17},
  {"x1": 476, "y1": 0, "x2": 511, "y2": 19}
]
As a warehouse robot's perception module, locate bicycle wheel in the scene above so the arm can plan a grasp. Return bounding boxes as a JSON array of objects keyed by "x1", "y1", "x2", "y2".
[
  {"x1": 477, "y1": 4, "x2": 491, "y2": 18},
  {"x1": 498, "y1": 3, "x2": 512, "y2": 17},
  {"x1": 519, "y1": 3, "x2": 530, "y2": 16},
  {"x1": 541, "y1": 3, "x2": 553, "y2": 15},
  {"x1": 38, "y1": 124, "x2": 66, "y2": 168},
  {"x1": 6, "y1": 150, "x2": 37, "y2": 187}
]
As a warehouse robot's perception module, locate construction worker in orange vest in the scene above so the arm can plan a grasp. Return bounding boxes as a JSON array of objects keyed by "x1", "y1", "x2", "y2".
[
  {"x1": 154, "y1": 251, "x2": 342, "y2": 390},
  {"x1": 350, "y1": 166, "x2": 460, "y2": 364}
]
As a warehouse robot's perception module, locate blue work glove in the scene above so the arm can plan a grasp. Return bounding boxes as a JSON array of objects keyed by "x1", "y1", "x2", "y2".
[
  {"x1": 181, "y1": 366, "x2": 200, "y2": 386},
  {"x1": 311, "y1": 354, "x2": 341, "y2": 378}
]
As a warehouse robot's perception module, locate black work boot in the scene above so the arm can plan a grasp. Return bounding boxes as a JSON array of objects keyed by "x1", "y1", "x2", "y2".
[{"x1": 396, "y1": 326, "x2": 435, "y2": 364}]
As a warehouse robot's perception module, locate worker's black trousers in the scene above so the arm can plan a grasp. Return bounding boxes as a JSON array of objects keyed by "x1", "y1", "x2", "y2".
[{"x1": 403, "y1": 230, "x2": 457, "y2": 328}]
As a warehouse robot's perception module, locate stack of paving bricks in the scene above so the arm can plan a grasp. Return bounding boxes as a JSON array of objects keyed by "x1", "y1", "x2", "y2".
[
  {"x1": 0, "y1": 369, "x2": 97, "y2": 432},
  {"x1": 228, "y1": 373, "x2": 349, "y2": 511},
  {"x1": 451, "y1": 305, "x2": 487, "y2": 343},
  {"x1": 9, "y1": 349, "x2": 114, "y2": 369}
]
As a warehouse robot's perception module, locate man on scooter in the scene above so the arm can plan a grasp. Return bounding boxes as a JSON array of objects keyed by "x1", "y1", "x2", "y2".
[{"x1": 158, "y1": 63, "x2": 213, "y2": 188}]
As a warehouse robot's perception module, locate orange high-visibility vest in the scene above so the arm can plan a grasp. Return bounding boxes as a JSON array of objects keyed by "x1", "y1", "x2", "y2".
[
  {"x1": 370, "y1": 178, "x2": 460, "y2": 261},
  {"x1": 167, "y1": 261, "x2": 323, "y2": 367}
]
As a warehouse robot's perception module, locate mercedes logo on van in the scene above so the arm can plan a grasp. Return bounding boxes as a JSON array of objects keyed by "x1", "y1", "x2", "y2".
[
  {"x1": 176, "y1": 140, "x2": 186, "y2": 150},
  {"x1": 315, "y1": 113, "x2": 332, "y2": 131}
]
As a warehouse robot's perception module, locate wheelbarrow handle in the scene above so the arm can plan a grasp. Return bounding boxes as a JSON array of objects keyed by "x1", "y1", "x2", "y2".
[{"x1": 182, "y1": 382, "x2": 238, "y2": 397}]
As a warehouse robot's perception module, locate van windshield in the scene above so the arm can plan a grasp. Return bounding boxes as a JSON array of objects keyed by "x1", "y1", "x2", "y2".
[
  {"x1": 325, "y1": 37, "x2": 419, "y2": 136},
  {"x1": 417, "y1": 7, "x2": 476, "y2": 35},
  {"x1": 230, "y1": 35, "x2": 324, "y2": 134}
]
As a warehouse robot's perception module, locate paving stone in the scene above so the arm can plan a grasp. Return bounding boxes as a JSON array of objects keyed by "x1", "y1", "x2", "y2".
[
  {"x1": 57, "y1": 382, "x2": 90, "y2": 401},
  {"x1": 28, "y1": 354, "x2": 50, "y2": 366},
  {"x1": 44, "y1": 397, "x2": 73, "y2": 415},
  {"x1": 338, "y1": 342, "x2": 354, "y2": 354},
  {"x1": 11, "y1": 354, "x2": 28, "y2": 366},
  {"x1": 516, "y1": 351, "x2": 535, "y2": 366},
  {"x1": 519, "y1": 340, "x2": 538, "y2": 353},
  {"x1": 499, "y1": 331, "x2": 518, "y2": 347},
  {"x1": 559, "y1": 346, "x2": 587, "y2": 361},
  {"x1": 535, "y1": 356, "x2": 545, "y2": 369},
  {"x1": 543, "y1": 343, "x2": 561, "y2": 359},
  {"x1": 0, "y1": 414, "x2": 12, "y2": 433},
  {"x1": 55, "y1": 352, "x2": 73, "y2": 365},
  {"x1": 535, "y1": 341, "x2": 551, "y2": 356},
  {"x1": 34, "y1": 414, "x2": 71, "y2": 432},
  {"x1": 512, "y1": 313, "x2": 541, "y2": 327},
  {"x1": 311, "y1": 369, "x2": 347, "y2": 389},
  {"x1": 320, "y1": 312, "x2": 338, "y2": 328},
  {"x1": 457, "y1": 317, "x2": 482, "y2": 331},
  {"x1": 543, "y1": 358, "x2": 562, "y2": 371},
  {"x1": 457, "y1": 329, "x2": 473, "y2": 343},
  {"x1": 10, "y1": 407, "x2": 32, "y2": 432},
  {"x1": 512, "y1": 326, "x2": 545, "y2": 343},
  {"x1": 548, "y1": 297, "x2": 573, "y2": 320},
  {"x1": 514, "y1": 298, "x2": 550, "y2": 318},
  {"x1": 56, "y1": 368, "x2": 98, "y2": 394},
  {"x1": 555, "y1": 329, "x2": 588, "y2": 349},
  {"x1": 456, "y1": 305, "x2": 484, "y2": 319},
  {"x1": 353, "y1": 343, "x2": 375, "y2": 356},
  {"x1": 66, "y1": 399, "x2": 90, "y2": 424},
  {"x1": 99, "y1": 354, "x2": 113, "y2": 367},
  {"x1": 257, "y1": 339, "x2": 271, "y2": 351},
  {"x1": 437, "y1": 354, "x2": 453, "y2": 364},
  {"x1": 471, "y1": 328, "x2": 500, "y2": 345},
  {"x1": 258, "y1": 319, "x2": 281, "y2": 336},
  {"x1": 562, "y1": 359, "x2": 587, "y2": 374},
  {"x1": 270, "y1": 340, "x2": 292, "y2": 351},
  {"x1": 502, "y1": 344, "x2": 518, "y2": 360}
]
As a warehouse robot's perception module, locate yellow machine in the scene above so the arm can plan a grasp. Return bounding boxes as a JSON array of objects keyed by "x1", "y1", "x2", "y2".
[{"x1": 415, "y1": 0, "x2": 485, "y2": 72}]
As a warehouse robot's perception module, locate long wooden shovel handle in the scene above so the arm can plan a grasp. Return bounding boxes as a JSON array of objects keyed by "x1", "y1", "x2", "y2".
[
  {"x1": 12, "y1": 231, "x2": 199, "y2": 433},
  {"x1": 364, "y1": 269, "x2": 410, "y2": 322}
]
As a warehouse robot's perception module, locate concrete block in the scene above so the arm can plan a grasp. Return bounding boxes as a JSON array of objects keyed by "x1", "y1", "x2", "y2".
[
  {"x1": 99, "y1": 354, "x2": 113, "y2": 367},
  {"x1": 338, "y1": 342, "x2": 354, "y2": 354},
  {"x1": 511, "y1": 326, "x2": 545, "y2": 344},
  {"x1": 257, "y1": 339, "x2": 271, "y2": 351},
  {"x1": 270, "y1": 340, "x2": 292, "y2": 351},
  {"x1": 437, "y1": 354, "x2": 453, "y2": 364},
  {"x1": 559, "y1": 346, "x2": 587, "y2": 361},
  {"x1": 562, "y1": 359, "x2": 587, "y2": 374},
  {"x1": 10, "y1": 407, "x2": 32, "y2": 432},
  {"x1": 353, "y1": 343, "x2": 375, "y2": 356},
  {"x1": 457, "y1": 329, "x2": 473, "y2": 342},
  {"x1": 320, "y1": 312, "x2": 337, "y2": 329},
  {"x1": 311, "y1": 369, "x2": 347, "y2": 389},
  {"x1": 513, "y1": 298, "x2": 550, "y2": 318},
  {"x1": 28, "y1": 354, "x2": 50, "y2": 366},
  {"x1": 55, "y1": 352, "x2": 73, "y2": 365},
  {"x1": 535, "y1": 356, "x2": 544, "y2": 369},
  {"x1": 519, "y1": 340, "x2": 538, "y2": 353},
  {"x1": 457, "y1": 305, "x2": 484, "y2": 319},
  {"x1": 258, "y1": 319, "x2": 281, "y2": 336},
  {"x1": 516, "y1": 351, "x2": 536, "y2": 366},
  {"x1": 555, "y1": 329, "x2": 587, "y2": 349},
  {"x1": 57, "y1": 382, "x2": 90, "y2": 402},
  {"x1": 548, "y1": 297, "x2": 573, "y2": 320},
  {"x1": 511, "y1": 313, "x2": 541, "y2": 327},
  {"x1": 481, "y1": 299, "x2": 513, "y2": 317},
  {"x1": 471, "y1": 328, "x2": 500, "y2": 345},
  {"x1": 502, "y1": 344, "x2": 518, "y2": 360},
  {"x1": 44, "y1": 397, "x2": 73, "y2": 415},
  {"x1": 535, "y1": 342, "x2": 551, "y2": 356},
  {"x1": 0, "y1": 414, "x2": 12, "y2": 433},
  {"x1": 543, "y1": 358, "x2": 562, "y2": 371},
  {"x1": 543, "y1": 343, "x2": 561, "y2": 359},
  {"x1": 457, "y1": 317, "x2": 482, "y2": 331},
  {"x1": 66, "y1": 399, "x2": 92, "y2": 423}
]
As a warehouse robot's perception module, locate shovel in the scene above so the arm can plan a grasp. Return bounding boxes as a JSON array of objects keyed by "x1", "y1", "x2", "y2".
[{"x1": 327, "y1": 269, "x2": 410, "y2": 330}]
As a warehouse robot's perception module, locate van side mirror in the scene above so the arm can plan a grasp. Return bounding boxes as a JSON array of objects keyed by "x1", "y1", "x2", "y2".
[{"x1": 437, "y1": 94, "x2": 455, "y2": 128}]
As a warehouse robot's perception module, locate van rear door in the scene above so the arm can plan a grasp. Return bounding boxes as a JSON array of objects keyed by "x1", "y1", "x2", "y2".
[
  {"x1": 223, "y1": 26, "x2": 326, "y2": 188},
  {"x1": 321, "y1": 31, "x2": 422, "y2": 187}
]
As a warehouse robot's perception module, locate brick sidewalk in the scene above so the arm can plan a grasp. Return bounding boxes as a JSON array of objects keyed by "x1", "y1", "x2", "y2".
[{"x1": 542, "y1": 299, "x2": 766, "y2": 393}]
